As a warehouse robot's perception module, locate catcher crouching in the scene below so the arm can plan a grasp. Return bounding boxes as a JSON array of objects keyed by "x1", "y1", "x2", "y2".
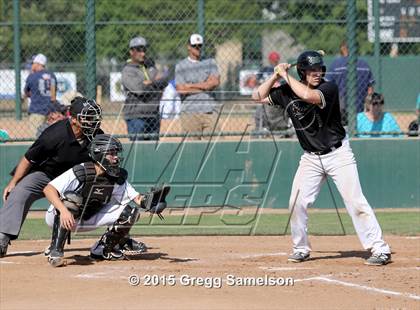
[{"x1": 43, "y1": 134, "x2": 169, "y2": 267}]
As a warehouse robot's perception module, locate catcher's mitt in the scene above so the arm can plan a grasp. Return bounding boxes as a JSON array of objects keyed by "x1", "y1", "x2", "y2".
[{"x1": 140, "y1": 185, "x2": 170, "y2": 219}]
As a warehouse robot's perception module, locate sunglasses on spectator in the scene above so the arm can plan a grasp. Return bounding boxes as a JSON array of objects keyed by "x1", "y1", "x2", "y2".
[
  {"x1": 133, "y1": 46, "x2": 146, "y2": 52},
  {"x1": 190, "y1": 44, "x2": 203, "y2": 49},
  {"x1": 370, "y1": 94, "x2": 384, "y2": 105}
]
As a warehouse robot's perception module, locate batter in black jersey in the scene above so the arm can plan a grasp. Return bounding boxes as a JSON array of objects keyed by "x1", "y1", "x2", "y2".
[
  {"x1": 268, "y1": 81, "x2": 345, "y2": 153},
  {"x1": 252, "y1": 50, "x2": 391, "y2": 266}
]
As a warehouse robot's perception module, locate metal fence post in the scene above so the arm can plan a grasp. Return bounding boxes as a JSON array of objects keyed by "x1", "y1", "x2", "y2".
[
  {"x1": 197, "y1": 0, "x2": 205, "y2": 57},
  {"x1": 85, "y1": 0, "x2": 96, "y2": 100},
  {"x1": 373, "y1": 0, "x2": 382, "y2": 93},
  {"x1": 13, "y1": 0, "x2": 21, "y2": 120},
  {"x1": 346, "y1": 0, "x2": 357, "y2": 136}
]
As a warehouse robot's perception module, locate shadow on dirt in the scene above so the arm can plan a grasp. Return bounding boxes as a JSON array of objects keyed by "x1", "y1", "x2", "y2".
[{"x1": 308, "y1": 250, "x2": 370, "y2": 261}]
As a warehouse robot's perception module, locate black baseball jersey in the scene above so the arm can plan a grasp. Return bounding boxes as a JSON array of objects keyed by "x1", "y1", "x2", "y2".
[
  {"x1": 268, "y1": 80, "x2": 345, "y2": 153},
  {"x1": 25, "y1": 119, "x2": 103, "y2": 179}
]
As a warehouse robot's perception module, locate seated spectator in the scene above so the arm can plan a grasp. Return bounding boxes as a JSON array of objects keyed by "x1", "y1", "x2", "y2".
[
  {"x1": 254, "y1": 51, "x2": 290, "y2": 136},
  {"x1": 0, "y1": 129, "x2": 10, "y2": 143},
  {"x1": 36, "y1": 103, "x2": 69, "y2": 138},
  {"x1": 407, "y1": 92, "x2": 420, "y2": 137},
  {"x1": 356, "y1": 92, "x2": 402, "y2": 138}
]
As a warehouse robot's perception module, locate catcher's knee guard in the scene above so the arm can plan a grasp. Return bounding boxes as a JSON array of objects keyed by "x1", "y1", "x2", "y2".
[{"x1": 90, "y1": 205, "x2": 141, "y2": 260}]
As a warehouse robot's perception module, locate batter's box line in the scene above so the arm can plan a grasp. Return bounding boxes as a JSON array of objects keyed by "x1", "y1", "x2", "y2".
[{"x1": 295, "y1": 275, "x2": 420, "y2": 301}]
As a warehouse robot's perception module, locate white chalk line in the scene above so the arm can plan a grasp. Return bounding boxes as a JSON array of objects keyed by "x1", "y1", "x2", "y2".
[
  {"x1": 296, "y1": 276, "x2": 420, "y2": 301},
  {"x1": 76, "y1": 272, "x2": 127, "y2": 280},
  {"x1": 405, "y1": 237, "x2": 420, "y2": 240},
  {"x1": 0, "y1": 260, "x2": 17, "y2": 264},
  {"x1": 238, "y1": 252, "x2": 288, "y2": 259},
  {"x1": 7, "y1": 251, "x2": 38, "y2": 255},
  {"x1": 260, "y1": 266, "x2": 314, "y2": 271}
]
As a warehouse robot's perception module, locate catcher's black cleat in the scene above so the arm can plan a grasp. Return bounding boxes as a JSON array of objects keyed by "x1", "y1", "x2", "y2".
[
  {"x1": 117, "y1": 238, "x2": 147, "y2": 255},
  {"x1": 90, "y1": 240, "x2": 126, "y2": 261},
  {"x1": 90, "y1": 249, "x2": 125, "y2": 261},
  {"x1": 288, "y1": 252, "x2": 310, "y2": 263},
  {"x1": 365, "y1": 253, "x2": 391, "y2": 266},
  {"x1": 48, "y1": 250, "x2": 65, "y2": 267},
  {"x1": 44, "y1": 246, "x2": 51, "y2": 256}
]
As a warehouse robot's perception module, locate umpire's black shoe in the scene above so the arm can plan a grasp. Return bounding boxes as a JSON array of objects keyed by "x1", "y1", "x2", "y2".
[
  {"x1": 365, "y1": 253, "x2": 391, "y2": 266},
  {"x1": 118, "y1": 239, "x2": 147, "y2": 255},
  {"x1": 0, "y1": 233, "x2": 10, "y2": 258}
]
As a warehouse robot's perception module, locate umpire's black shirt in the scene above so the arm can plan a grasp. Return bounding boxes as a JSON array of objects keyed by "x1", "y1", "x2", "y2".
[
  {"x1": 268, "y1": 80, "x2": 345, "y2": 153},
  {"x1": 25, "y1": 119, "x2": 102, "y2": 179}
]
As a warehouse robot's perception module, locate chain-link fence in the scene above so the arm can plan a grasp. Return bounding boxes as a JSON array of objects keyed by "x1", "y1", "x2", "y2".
[{"x1": 1, "y1": 0, "x2": 419, "y2": 142}]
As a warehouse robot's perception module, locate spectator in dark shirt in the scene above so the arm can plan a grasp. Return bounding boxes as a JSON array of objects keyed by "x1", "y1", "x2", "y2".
[
  {"x1": 325, "y1": 41, "x2": 375, "y2": 125},
  {"x1": 0, "y1": 97, "x2": 103, "y2": 258},
  {"x1": 24, "y1": 54, "x2": 58, "y2": 136}
]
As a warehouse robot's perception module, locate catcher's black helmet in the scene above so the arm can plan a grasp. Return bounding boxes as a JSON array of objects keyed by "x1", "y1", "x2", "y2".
[
  {"x1": 70, "y1": 97, "x2": 102, "y2": 141},
  {"x1": 296, "y1": 50, "x2": 326, "y2": 80},
  {"x1": 89, "y1": 134, "x2": 123, "y2": 177}
]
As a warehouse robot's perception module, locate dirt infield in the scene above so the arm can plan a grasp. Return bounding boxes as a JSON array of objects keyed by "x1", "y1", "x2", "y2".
[{"x1": 1, "y1": 235, "x2": 419, "y2": 310}]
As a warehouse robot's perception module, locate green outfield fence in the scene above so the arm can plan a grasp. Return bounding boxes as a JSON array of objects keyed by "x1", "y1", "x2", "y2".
[
  {"x1": 0, "y1": 0, "x2": 419, "y2": 142},
  {"x1": 1, "y1": 139, "x2": 419, "y2": 210}
]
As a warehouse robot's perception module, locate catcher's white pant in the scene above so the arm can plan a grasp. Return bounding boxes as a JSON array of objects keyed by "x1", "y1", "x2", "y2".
[
  {"x1": 289, "y1": 138, "x2": 391, "y2": 255},
  {"x1": 45, "y1": 203, "x2": 126, "y2": 232}
]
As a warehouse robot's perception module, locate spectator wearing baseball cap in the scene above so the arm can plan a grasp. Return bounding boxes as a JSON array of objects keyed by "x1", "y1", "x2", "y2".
[
  {"x1": 23, "y1": 52, "x2": 57, "y2": 136},
  {"x1": 175, "y1": 33, "x2": 221, "y2": 140},
  {"x1": 32, "y1": 53, "x2": 47, "y2": 66},
  {"x1": 121, "y1": 36, "x2": 168, "y2": 141}
]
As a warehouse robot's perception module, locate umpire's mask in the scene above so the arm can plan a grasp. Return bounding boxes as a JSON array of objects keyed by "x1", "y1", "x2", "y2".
[
  {"x1": 89, "y1": 134, "x2": 124, "y2": 178},
  {"x1": 70, "y1": 97, "x2": 102, "y2": 141}
]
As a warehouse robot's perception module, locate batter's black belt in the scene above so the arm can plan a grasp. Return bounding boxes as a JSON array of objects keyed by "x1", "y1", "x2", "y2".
[{"x1": 310, "y1": 141, "x2": 342, "y2": 156}]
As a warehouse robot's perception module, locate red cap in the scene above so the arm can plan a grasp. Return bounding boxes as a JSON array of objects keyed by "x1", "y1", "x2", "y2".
[{"x1": 268, "y1": 51, "x2": 280, "y2": 63}]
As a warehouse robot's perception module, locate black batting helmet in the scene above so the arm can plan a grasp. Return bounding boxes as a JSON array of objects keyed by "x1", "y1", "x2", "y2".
[
  {"x1": 70, "y1": 97, "x2": 102, "y2": 141},
  {"x1": 296, "y1": 50, "x2": 326, "y2": 80},
  {"x1": 89, "y1": 134, "x2": 123, "y2": 178}
]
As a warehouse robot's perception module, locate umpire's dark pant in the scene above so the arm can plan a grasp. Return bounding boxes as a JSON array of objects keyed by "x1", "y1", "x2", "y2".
[{"x1": 0, "y1": 172, "x2": 51, "y2": 240}]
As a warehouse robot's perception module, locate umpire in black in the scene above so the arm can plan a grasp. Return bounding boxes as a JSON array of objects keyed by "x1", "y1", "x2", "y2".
[{"x1": 0, "y1": 97, "x2": 103, "y2": 257}]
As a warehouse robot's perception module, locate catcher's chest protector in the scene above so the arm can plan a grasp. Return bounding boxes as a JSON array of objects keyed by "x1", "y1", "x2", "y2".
[{"x1": 73, "y1": 162, "x2": 116, "y2": 219}]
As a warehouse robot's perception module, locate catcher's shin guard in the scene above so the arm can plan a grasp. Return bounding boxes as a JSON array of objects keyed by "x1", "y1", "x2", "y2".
[
  {"x1": 47, "y1": 213, "x2": 70, "y2": 267},
  {"x1": 90, "y1": 205, "x2": 141, "y2": 260}
]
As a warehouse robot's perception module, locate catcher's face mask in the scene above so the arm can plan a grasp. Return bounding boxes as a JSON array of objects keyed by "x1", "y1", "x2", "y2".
[
  {"x1": 90, "y1": 134, "x2": 124, "y2": 178},
  {"x1": 77, "y1": 100, "x2": 102, "y2": 141}
]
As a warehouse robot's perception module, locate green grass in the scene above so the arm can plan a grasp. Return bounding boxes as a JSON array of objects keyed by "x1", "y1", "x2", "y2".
[{"x1": 19, "y1": 211, "x2": 420, "y2": 240}]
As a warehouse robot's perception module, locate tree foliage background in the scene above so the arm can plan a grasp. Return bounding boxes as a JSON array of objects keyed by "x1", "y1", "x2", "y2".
[{"x1": 1, "y1": 0, "x2": 419, "y2": 66}]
